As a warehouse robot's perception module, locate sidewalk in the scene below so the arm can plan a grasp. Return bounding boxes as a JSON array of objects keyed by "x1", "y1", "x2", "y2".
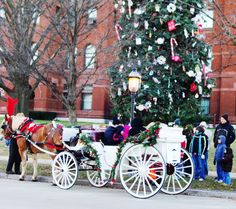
[{"x1": 0, "y1": 156, "x2": 236, "y2": 200}]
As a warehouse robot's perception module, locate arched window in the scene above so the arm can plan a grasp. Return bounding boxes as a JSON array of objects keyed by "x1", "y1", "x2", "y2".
[{"x1": 85, "y1": 44, "x2": 96, "y2": 69}]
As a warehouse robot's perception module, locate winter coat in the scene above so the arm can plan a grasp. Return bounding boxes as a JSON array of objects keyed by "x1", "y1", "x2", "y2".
[
  {"x1": 221, "y1": 147, "x2": 234, "y2": 172},
  {"x1": 214, "y1": 135, "x2": 227, "y2": 162},
  {"x1": 129, "y1": 118, "x2": 146, "y2": 136},
  {"x1": 104, "y1": 125, "x2": 124, "y2": 145},
  {"x1": 213, "y1": 122, "x2": 235, "y2": 148},
  {"x1": 189, "y1": 132, "x2": 208, "y2": 156}
]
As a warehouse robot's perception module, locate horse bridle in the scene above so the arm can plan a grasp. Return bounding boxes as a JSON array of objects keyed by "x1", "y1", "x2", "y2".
[{"x1": 44, "y1": 124, "x2": 64, "y2": 151}]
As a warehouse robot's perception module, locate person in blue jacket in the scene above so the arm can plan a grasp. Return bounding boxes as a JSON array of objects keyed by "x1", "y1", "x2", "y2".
[{"x1": 214, "y1": 135, "x2": 227, "y2": 183}]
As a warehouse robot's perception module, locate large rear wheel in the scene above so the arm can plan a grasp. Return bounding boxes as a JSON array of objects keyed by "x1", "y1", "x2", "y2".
[{"x1": 119, "y1": 144, "x2": 166, "y2": 199}]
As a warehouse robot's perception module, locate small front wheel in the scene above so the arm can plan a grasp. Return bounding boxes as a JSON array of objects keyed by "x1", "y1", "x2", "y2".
[
  {"x1": 52, "y1": 151, "x2": 78, "y2": 189},
  {"x1": 86, "y1": 160, "x2": 111, "y2": 187},
  {"x1": 119, "y1": 144, "x2": 166, "y2": 199}
]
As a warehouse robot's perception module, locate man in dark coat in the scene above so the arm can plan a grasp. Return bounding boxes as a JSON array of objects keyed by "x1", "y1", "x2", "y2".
[{"x1": 213, "y1": 114, "x2": 235, "y2": 148}]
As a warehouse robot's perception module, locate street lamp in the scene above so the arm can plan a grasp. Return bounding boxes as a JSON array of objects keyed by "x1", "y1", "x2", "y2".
[{"x1": 128, "y1": 69, "x2": 141, "y2": 121}]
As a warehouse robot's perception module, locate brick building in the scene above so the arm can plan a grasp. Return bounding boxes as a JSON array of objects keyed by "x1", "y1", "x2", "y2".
[{"x1": 0, "y1": 1, "x2": 236, "y2": 124}]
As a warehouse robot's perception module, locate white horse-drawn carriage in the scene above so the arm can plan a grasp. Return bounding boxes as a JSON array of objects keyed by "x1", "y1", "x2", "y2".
[{"x1": 52, "y1": 124, "x2": 194, "y2": 199}]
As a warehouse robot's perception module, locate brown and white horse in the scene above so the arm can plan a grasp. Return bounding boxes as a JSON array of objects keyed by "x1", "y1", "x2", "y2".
[{"x1": 0, "y1": 114, "x2": 64, "y2": 181}]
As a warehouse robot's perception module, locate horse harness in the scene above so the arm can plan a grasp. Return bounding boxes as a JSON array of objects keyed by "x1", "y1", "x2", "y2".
[{"x1": 2, "y1": 117, "x2": 64, "y2": 153}]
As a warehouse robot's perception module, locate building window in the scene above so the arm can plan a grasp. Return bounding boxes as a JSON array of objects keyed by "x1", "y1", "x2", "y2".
[
  {"x1": 0, "y1": 8, "x2": 6, "y2": 19},
  {"x1": 201, "y1": 97, "x2": 210, "y2": 115},
  {"x1": 87, "y1": 8, "x2": 97, "y2": 25},
  {"x1": 85, "y1": 45, "x2": 96, "y2": 69},
  {"x1": 81, "y1": 86, "x2": 93, "y2": 110}
]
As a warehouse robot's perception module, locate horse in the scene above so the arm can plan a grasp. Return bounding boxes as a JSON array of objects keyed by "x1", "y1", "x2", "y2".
[{"x1": 0, "y1": 114, "x2": 64, "y2": 181}]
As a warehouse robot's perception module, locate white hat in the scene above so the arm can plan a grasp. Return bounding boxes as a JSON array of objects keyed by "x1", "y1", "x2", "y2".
[{"x1": 199, "y1": 121, "x2": 207, "y2": 128}]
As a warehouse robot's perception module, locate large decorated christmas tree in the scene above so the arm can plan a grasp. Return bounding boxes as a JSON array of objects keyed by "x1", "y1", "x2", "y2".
[{"x1": 109, "y1": 0, "x2": 214, "y2": 124}]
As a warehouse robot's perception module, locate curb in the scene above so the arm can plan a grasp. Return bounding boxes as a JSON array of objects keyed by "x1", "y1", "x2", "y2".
[{"x1": 1, "y1": 172, "x2": 236, "y2": 200}]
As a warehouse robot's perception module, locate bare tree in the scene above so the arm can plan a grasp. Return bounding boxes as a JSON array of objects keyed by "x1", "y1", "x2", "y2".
[
  {"x1": 34, "y1": 0, "x2": 115, "y2": 125},
  {"x1": 0, "y1": 0, "x2": 55, "y2": 115}
]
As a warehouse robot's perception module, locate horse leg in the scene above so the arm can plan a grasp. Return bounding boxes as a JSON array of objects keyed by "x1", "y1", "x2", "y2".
[
  {"x1": 31, "y1": 153, "x2": 38, "y2": 182},
  {"x1": 19, "y1": 150, "x2": 27, "y2": 181}
]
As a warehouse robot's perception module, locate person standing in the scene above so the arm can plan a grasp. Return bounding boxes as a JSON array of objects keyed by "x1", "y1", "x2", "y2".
[
  {"x1": 189, "y1": 126, "x2": 208, "y2": 181},
  {"x1": 213, "y1": 114, "x2": 235, "y2": 148},
  {"x1": 199, "y1": 121, "x2": 212, "y2": 176},
  {"x1": 6, "y1": 137, "x2": 21, "y2": 175},
  {"x1": 213, "y1": 135, "x2": 227, "y2": 183},
  {"x1": 221, "y1": 147, "x2": 234, "y2": 185}
]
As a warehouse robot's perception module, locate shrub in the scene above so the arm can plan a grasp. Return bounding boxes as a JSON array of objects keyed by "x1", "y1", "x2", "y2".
[{"x1": 29, "y1": 111, "x2": 57, "y2": 120}]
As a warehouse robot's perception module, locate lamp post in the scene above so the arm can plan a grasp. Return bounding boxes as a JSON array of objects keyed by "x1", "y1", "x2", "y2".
[{"x1": 128, "y1": 69, "x2": 141, "y2": 121}]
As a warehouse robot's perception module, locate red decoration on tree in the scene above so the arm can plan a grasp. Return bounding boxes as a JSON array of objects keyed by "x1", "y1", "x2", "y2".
[
  {"x1": 7, "y1": 96, "x2": 18, "y2": 116},
  {"x1": 190, "y1": 82, "x2": 197, "y2": 93},
  {"x1": 167, "y1": 20, "x2": 176, "y2": 31},
  {"x1": 170, "y1": 38, "x2": 181, "y2": 62}
]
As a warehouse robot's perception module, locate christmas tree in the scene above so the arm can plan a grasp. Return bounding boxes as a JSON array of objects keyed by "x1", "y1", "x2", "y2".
[{"x1": 109, "y1": 0, "x2": 214, "y2": 124}]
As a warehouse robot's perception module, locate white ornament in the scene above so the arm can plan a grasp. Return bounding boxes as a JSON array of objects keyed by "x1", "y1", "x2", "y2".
[
  {"x1": 167, "y1": 3, "x2": 176, "y2": 13},
  {"x1": 120, "y1": 6, "x2": 125, "y2": 13},
  {"x1": 145, "y1": 101, "x2": 152, "y2": 109},
  {"x1": 186, "y1": 70, "x2": 195, "y2": 77},
  {"x1": 149, "y1": 70, "x2": 154, "y2": 76},
  {"x1": 155, "y1": 4, "x2": 160, "y2": 12},
  {"x1": 198, "y1": 86, "x2": 203, "y2": 94},
  {"x1": 143, "y1": 84, "x2": 149, "y2": 89},
  {"x1": 153, "y1": 97, "x2": 157, "y2": 105},
  {"x1": 133, "y1": 22, "x2": 139, "y2": 28},
  {"x1": 148, "y1": 46, "x2": 153, "y2": 51},
  {"x1": 153, "y1": 77, "x2": 160, "y2": 84},
  {"x1": 118, "y1": 88, "x2": 122, "y2": 96},
  {"x1": 136, "y1": 104, "x2": 145, "y2": 111},
  {"x1": 184, "y1": 28, "x2": 189, "y2": 38},
  {"x1": 156, "y1": 55, "x2": 166, "y2": 65},
  {"x1": 134, "y1": 7, "x2": 145, "y2": 15},
  {"x1": 144, "y1": 20, "x2": 149, "y2": 29},
  {"x1": 190, "y1": 7, "x2": 195, "y2": 15},
  {"x1": 195, "y1": 93, "x2": 199, "y2": 98},
  {"x1": 136, "y1": 37, "x2": 142, "y2": 45},
  {"x1": 155, "y1": 37, "x2": 165, "y2": 44},
  {"x1": 182, "y1": 92, "x2": 185, "y2": 98},
  {"x1": 164, "y1": 65, "x2": 169, "y2": 70},
  {"x1": 137, "y1": 60, "x2": 141, "y2": 66},
  {"x1": 123, "y1": 81, "x2": 127, "y2": 91},
  {"x1": 119, "y1": 65, "x2": 124, "y2": 72}
]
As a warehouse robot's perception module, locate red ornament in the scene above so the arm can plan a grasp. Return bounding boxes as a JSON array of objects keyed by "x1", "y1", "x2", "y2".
[
  {"x1": 171, "y1": 55, "x2": 181, "y2": 62},
  {"x1": 190, "y1": 82, "x2": 197, "y2": 93},
  {"x1": 168, "y1": 20, "x2": 176, "y2": 31}
]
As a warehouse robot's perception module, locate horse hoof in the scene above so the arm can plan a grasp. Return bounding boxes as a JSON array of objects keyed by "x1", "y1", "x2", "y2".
[
  {"x1": 32, "y1": 179, "x2": 38, "y2": 182},
  {"x1": 19, "y1": 178, "x2": 24, "y2": 181}
]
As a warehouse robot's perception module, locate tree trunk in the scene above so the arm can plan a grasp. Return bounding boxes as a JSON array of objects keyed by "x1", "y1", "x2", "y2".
[
  {"x1": 68, "y1": 104, "x2": 77, "y2": 126},
  {"x1": 15, "y1": 84, "x2": 31, "y2": 116}
]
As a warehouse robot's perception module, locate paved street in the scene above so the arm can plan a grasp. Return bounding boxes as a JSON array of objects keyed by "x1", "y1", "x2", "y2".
[{"x1": 0, "y1": 178, "x2": 235, "y2": 209}]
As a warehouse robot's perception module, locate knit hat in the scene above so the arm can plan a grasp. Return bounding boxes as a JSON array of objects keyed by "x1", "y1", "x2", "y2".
[
  {"x1": 199, "y1": 121, "x2": 207, "y2": 128},
  {"x1": 112, "y1": 116, "x2": 120, "y2": 125},
  {"x1": 221, "y1": 114, "x2": 229, "y2": 122}
]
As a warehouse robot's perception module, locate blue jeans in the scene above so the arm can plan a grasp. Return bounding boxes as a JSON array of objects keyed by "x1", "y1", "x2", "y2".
[
  {"x1": 222, "y1": 171, "x2": 231, "y2": 185},
  {"x1": 204, "y1": 151, "x2": 208, "y2": 176},
  {"x1": 192, "y1": 155, "x2": 205, "y2": 179},
  {"x1": 216, "y1": 162, "x2": 223, "y2": 181}
]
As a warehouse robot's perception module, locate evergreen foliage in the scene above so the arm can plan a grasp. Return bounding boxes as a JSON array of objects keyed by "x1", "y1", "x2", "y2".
[{"x1": 109, "y1": 0, "x2": 214, "y2": 124}]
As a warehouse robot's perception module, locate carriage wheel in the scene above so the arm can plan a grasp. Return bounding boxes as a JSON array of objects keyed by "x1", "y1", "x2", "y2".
[
  {"x1": 52, "y1": 151, "x2": 78, "y2": 190},
  {"x1": 119, "y1": 144, "x2": 166, "y2": 199},
  {"x1": 161, "y1": 148, "x2": 194, "y2": 195},
  {"x1": 86, "y1": 161, "x2": 111, "y2": 187}
]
